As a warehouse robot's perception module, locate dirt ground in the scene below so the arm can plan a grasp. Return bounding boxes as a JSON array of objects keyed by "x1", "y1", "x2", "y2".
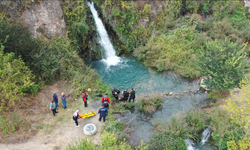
[{"x1": 0, "y1": 81, "x2": 104, "y2": 150}]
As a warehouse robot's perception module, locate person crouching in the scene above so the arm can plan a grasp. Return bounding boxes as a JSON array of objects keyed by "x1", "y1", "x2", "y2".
[
  {"x1": 98, "y1": 104, "x2": 108, "y2": 122},
  {"x1": 73, "y1": 110, "x2": 80, "y2": 127}
]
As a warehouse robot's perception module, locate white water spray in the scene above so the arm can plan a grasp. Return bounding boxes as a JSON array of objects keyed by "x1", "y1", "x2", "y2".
[
  {"x1": 200, "y1": 128, "x2": 211, "y2": 145},
  {"x1": 185, "y1": 128, "x2": 211, "y2": 150},
  {"x1": 87, "y1": 2, "x2": 120, "y2": 66},
  {"x1": 185, "y1": 139, "x2": 195, "y2": 150}
]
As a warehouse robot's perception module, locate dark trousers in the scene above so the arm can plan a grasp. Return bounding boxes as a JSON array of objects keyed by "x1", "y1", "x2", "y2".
[
  {"x1": 124, "y1": 97, "x2": 129, "y2": 101},
  {"x1": 51, "y1": 109, "x2": 56, "y2": 116},
  {"x1": 99, "y1": 115, "x2": 106, "y2": 122},
  {"x1": 73, "y1": 117, "x2": 78, "y2": 126},
  {"x1": 129, "y1": 97, "x2": 135, "y2": 102},
  {"x1": 84, "y1": 101, "x2": 87, "y2": 107},
  {"x1": 55, "y1": 102, "x2": 58, "y2": 109}
]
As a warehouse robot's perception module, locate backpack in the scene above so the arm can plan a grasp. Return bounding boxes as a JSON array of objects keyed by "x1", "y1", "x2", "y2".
[
  {"x1": 124, "y1": 91, "x2": 129, "y2": 97},
  {"x1": 103, "y1": 96, "x2": 109, "y2": 102}
]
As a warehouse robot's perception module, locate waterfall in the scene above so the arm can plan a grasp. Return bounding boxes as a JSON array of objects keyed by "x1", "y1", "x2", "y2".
[
  {"x1": 87, "y1": 2, "x2": 121, "y2": 66},
  {"x1": 185, "y1": 128, "x2": 211, "y2": 150},
  {"x1": 200, "y1": 128, "x2": 211, "y2": 145},
  {"x1": 185, "y1": 139, "x2": 195, "y2": 150}
]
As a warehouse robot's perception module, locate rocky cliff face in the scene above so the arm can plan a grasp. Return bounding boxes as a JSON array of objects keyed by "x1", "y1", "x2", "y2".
[
  {"x1": 20, "y1": 0, "x2": 66, "y2": 39},
  {"x1": 244, "y1": 0, "x2": 250, "y2": 13},
  {"x1": 1, "y1": 0, "x2": 66, "y2": 39}
]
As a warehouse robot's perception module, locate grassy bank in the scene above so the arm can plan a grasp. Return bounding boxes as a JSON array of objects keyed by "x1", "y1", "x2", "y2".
[{"x1": 149, "y1": 108, "x2": 243, "y2": 150}]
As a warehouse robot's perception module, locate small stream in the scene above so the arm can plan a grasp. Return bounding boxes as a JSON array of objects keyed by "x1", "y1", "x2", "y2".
[{"x1": 87, "y1": 1, "x2": 215, "y2": 149}]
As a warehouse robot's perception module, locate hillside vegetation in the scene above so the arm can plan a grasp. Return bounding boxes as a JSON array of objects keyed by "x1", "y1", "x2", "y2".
[{"x1": 94, "y1": 0, "x2": 250, "y2": 78}]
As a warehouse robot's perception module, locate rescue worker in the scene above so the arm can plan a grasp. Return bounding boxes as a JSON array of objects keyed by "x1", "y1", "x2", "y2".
[
  {"x1": 113, "y1": 92, "x2": 119, "y2": 100},
  {"x1": 101, "y1": 93, "x2": 110, "y2": 104},
  {"x1": 98, "y1": 104, "x2": 108, "y2": 122},
  {"x1": 73, "y1": 110, "x2": 80, "y2": 127},
  {"x1": 112, "y1": 88, "x2": 120, "y2": 99},
  {"x1": 129, "y1": 88, "x2": 135, "y2": 102},
  {"x1": 123, "y1": 90, "x2": 129, "y2": 101},
  {"x1": 82, "y1": 91, "x2": 88, "y2": 107},
  {"x1": 103, "y1": 101, "x2": 109, "y2": 109}
]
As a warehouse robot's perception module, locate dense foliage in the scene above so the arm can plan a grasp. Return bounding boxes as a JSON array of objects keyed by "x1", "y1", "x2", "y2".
[
  {"x1": 67, "y1": 131, "x2": 148, "y2": 150},
  {"x1": 95, "y1": 0, "x2": 250, "y2": 78},
  {"x1": 224, "y1": 80, "x2": 250, "y2": 149},
  {"x1": 197, "y1": 38, "x2": 249, "y2": 91},
  {"x1": 0, "y1": 45, "x2": 34, "y2": 112},
  {"x1": 149, "y1": 108, "x2": 243, "y2": 150}
]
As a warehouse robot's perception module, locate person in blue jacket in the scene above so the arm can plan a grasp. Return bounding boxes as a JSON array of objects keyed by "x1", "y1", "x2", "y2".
[
  {"x1": 53, "y1": 92, "x2": 59, "y2": 110},
  {"x1": 98, "y1": 104, "x2": 108, "y2": 122}
]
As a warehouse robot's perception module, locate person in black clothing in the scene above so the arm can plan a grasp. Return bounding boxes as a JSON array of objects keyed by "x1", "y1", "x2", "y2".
[
  {"x1": 129, "y1": 88, "x2": 135, "y2": 102},
  {"x1": 123, "y1": 90, "x2": 129, "y2": 101},
  {"x1": 113, "y1": 92, "x2": 119, "y2": 100},
  {"x1": 103, "y1": 101, "x2": 109, "y2": 116},
  {"x1": 103, "y1": 101, "x2": 109, "y2": 109},
  {"x1": 98, "y1": 105, "x2": 108, "y2": 122},
  {"x1": 112, "y1": 88, "x2": 120, "y2": 100}
]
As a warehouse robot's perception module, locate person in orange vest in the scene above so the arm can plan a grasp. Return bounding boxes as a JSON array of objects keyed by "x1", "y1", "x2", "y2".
[
  {"x1": 82, "y1": 91, "x2": 88, "y2": 107},
  {"x1": 101, "y1": 93, "x2": 110, "y2": 104}
]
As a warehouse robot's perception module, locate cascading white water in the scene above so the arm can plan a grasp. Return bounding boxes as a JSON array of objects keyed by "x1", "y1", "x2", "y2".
[
  {"x1": 185, "y1": 128, "x2": 211, "y2": 150},
  {"x1": 185, "y1": 139, "x2": 195, "y2": 150},
  {"x1": 87, "y1": 1, "x2": 120, "y2": 66},
  {"x1": 200, "y1": 128, "x2": 211, "y2": 145}
]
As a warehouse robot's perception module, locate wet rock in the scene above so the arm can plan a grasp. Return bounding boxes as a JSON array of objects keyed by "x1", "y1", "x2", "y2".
[
  {"x1": 188, "y1": 88, "x2": 191, "y2": 90},
  {"x1": 169, "y1": 92, "x2": 173, "y2": 96},
  {"x1": 193, "y1": 90, "x2": 198, "y2": 94},
  {"x1": 173, "y1": 93, "x2": 182, "y2": 99},
  {"x1": 181, "y1": 92, "x2": 184, "y2": 96},
  {"x1": 165, "y1": 92, "x2": 169, "y2": 96}
]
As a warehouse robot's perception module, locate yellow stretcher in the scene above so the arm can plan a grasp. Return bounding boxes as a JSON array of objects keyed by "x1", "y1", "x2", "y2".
[{"x1": 78, "y1": 112, "x2": 96, "y2": 119}]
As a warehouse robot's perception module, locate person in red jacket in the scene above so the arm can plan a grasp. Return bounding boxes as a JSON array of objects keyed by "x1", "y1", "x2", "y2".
[
  {"x1": 101, "y1": 93, "x2": 110, "y2": 104},
  {"x1": 82, "y1": 91, "x2": 88, "y2": 107}
]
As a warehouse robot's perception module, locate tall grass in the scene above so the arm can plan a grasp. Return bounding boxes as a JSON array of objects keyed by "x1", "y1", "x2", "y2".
[
  {"x1": 136, "y1": 96, "x2": 163, "y2": 114},
  {"x1": 149, "y1": 108, "x2": 244, "y2": 150}
]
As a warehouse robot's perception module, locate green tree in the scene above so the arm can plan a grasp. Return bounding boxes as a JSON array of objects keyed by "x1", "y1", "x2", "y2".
[
  {"x1": 0, "y1": 45, "x2": 34, "y2": 112},
  {"x1": 196, "y1": 38, "x2": 249, "y2": 91}
]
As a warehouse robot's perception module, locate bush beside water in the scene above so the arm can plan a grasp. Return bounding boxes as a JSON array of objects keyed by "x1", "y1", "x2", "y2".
[
  {"x1": 136, "y1": 96, "x2": 163, "y2": 114},
  {"x1": 149, "y1": 108, "x2": 244, "y2": 150}
]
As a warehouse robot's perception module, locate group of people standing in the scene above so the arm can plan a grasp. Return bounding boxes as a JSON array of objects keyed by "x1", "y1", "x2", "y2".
[
  {"x1": 50, "y1": 88, "x2": 135, "y2": 127},
  {"x1": 112, "y1": 88, "x2": 135, "y2": 102},
  {"x1": 50, "y1": 92, "x2": 68, "y2": 116}
]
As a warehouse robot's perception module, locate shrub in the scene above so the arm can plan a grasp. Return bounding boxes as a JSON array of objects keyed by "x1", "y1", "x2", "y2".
[
  {"x1": 207, "y1": 92, "x2": 215, "y2": 99},
  {"x1": 102, "y1": 108, "x2": 128, "y2": 140},
  {"x1": 196, "y1": 38, "x2": 249, "y2": 91},
  {"x1": 67, "y1": 138, "x2": 98, "y2": 150},
  {"x1": 0, "y1": 44, "x2": 35, "y2": 112},
  {"x1": 136, "y1": 96, "x2": 163, "y2": 114},
  {"x1": 149, "y1": 117, "x2": 190, "y2": 150}
]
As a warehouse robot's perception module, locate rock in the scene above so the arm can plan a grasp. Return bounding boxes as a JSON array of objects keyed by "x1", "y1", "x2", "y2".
[
  {"x1": 20, "y1": 0, "x2": 66, "y2": 39},
  {"x1": 193, "y1": 91, "x2": 198, "y2": 94},
  {"x1": 244, "y1": 0, "x2": 250, "y2": 13},
  {"x1": 165, "y1": 92, "x2": 169, "y2": 96},
  {"x1": 173, "y1": 93, "x2": 182, "y2": 99},
  {"x1": 181, "y1": 92, "x2": 184, "y2": 96},
  {"x1": 169, "y1": 92, "x2": 173, "y2": 96},
  {"x1": 188, "y1": 88, "x2": 191, "y2": 90}
]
